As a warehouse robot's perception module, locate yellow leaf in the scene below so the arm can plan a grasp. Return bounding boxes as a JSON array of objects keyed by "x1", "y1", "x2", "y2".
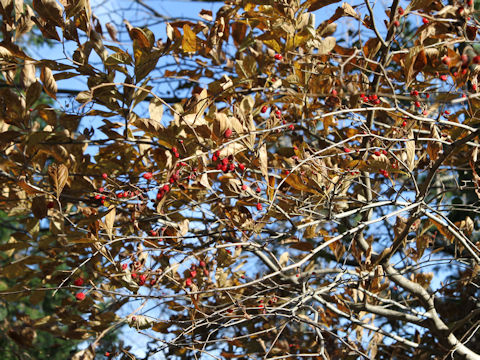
[
  {"x1": 268, "y1": 176, "x2": 275, "y2": 201},
  {"x1": 182, "y1": 24, "x2": 196, "y2": 53}
]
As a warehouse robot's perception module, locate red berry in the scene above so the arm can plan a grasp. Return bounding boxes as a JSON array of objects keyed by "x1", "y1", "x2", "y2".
[
  {"x1": 374, "y1": 151, "x2": 381, "y2": 156},
  {"x1": 172, "y1": 146, "x2": 178, "y2": 153},
  {"x1": 122, "y1": 263, "x2": 128, "y2": 270},
  {"x1": 238, "y1": 163, "x2": 245, "y2": 171},
  {"x1": 185, "y1": 278, "x2": 192, "y2": 287},
  {"x1": 331, "y1": 89, "x2": 338, "y2": 96},
  {"x1": 221, "y1": 164, "x2": 228, "y2": 172},
  {"x1": 222, "y1": 157, "x2": 229, "y2": 165},
  {"x1": 398, "y1": 7, "x2": 404, "y2": 15},
  {"x1": 143, "y1": 172, "x2": 153, "y2": 180},
  {"x1": 255, "y1": 186, "x2": 261, "y2": 193},
  {"x1": 415, "y1": 101, "x2": 421, "y2": 108},
  {"x1": 474, "y1": 56, "x2": 480, "y2": 64},
  {"x1": 224, "y1": 128, "x2": 232, "y2": 138},
  {"x1": 241, "y1": 184, "x2": 247, "y2": 191},
  {"x1": 98, "y1": 187, "x2": 104, "y2": 193},
  {"x1": 212, "y1": 154, "x2": 218, "y2": 162},
  {"x1": 393, "y1": 20, "x2": 400, "y2": 27},
  {"x1": 274, "y1": 53, "x2": 283, "y2": 60},
  {"x1": 105, "y1": 352, "x2": 111, "y2": 357},
  {"x1": 422, "y1": 18, "x2": 429, "y2": 25},
  {"x1": 275, "y1": 109, "x2": 281, "y2": 117},
  {"x1": 190, "y1": 270, "x2": 197, "y2": 278},
  {"x1": 442, "y1": 56, "x2": 451, "y2": 66},
  {"x1": 229, "y1": 163, "x2": 235, "y2": 171},
  {"x1": 261, "y1": 105, "x2": 268, "y2": 113},
  {"x1": 131, "y1": 273, "x2": 137, "y2": 278},
  {"x1": 411, "y1": 90, "x2": 419, "y2": 96},
  {"x1": 139, "y1": 274, "x2": 146, "y2": 283},
  {"x1": 150, "y1": 230, "x2": 157, "y2": 236},
  {"x1": 382, "y1": 150, "x2": 388, "y2": 155},
  {"x1": 102, "y1": 173, "x2": 108, "y2": 179},
  {"x1": 150, "y1": 279, "x2": 156, "y2": 286},
  {"x1": 288, "y1": 124, "x2": 295, "y2": 130},
  {"x1": 256, "y1": 203, "x2": 263, "y2": 211},
  {"x1": 163, "y1": 184, "x2": 170, "y2": 192},
  {"x1": 75, "y1": 292, "x2": 86, "y2": 301},
  {"x1": 74, "y1": 278, "x2": 84, "y2": 286},
  {"x1": 343, "y1": 147, "x2": 351, "y2": 153},
  {"x1": 95, "y1": 194, "x2": 101, "y2": 200},
  {"x1": 402, "y1": 121, "x2": 407, "y2": 127},
  {"x1": 199, "y1": 260, "x2": 206, "y2": 268},
  {"x1": 440, "y1": 74, "x2": 447, "y2": 81}
]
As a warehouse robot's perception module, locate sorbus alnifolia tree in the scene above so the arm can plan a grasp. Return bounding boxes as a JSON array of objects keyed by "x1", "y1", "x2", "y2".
[{"x1": 1, "y1": 1, "x2": 480, "y2": 359}]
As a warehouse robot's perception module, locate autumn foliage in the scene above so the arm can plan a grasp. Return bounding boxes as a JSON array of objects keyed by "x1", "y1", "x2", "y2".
[{"x1": 1, "y1": 0, "x2": 480, "y2": 359}]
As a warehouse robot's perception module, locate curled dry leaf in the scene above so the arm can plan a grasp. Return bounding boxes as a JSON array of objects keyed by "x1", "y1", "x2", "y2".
[{"x1": 40, "y1": 66, "x2": 57, "y2": 99}]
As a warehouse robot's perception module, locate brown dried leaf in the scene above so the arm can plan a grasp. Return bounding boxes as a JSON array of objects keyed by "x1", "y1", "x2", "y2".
[
  {"x1": 104, "y1": 205, "x2": 116, "y2": 240},
  {"x1": 405, "y1": 131, "x2": 415, "y2": 171},
  {"x1": 149, "y1": 97, "x2": 164, "y2": 124},
  {"x1": 307, "y1": 0, "x2": 340, "y2": 12},
  {"x1": 48, "y1": 163, "x2": 69, "y2": 198},
  {"x1": 317, "y1": 36, "x2": 336, "y2": 55},
  {"x1": 18, "y1": 176, "x2": 44, "y2": 195},
  {"x1": 32, "y1": 0, "x2": 63, "y2": 27},
  {"x1": 40, "y1": 66, "x2": 57, "y2": 99},
  {"x1": 131, "y1": 27, "x2": 152, "y2": 49},
  {"x1": 20, "y1": 60, "x2": 35, "y2": 89},
  {"x1": 259, "y1": 143, "x2": 268, "y2": 180},
  {"x1": 106, "y1": 22, "x2": 117, "y2": 42},
  {"x1": 25, "y1": 80, "x2": 43, "y2": 109}
]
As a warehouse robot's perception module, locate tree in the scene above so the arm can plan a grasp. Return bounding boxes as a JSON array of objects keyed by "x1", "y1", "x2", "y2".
[{"x1": 1, "y1": 0, "x2": 480, "y2": 359}]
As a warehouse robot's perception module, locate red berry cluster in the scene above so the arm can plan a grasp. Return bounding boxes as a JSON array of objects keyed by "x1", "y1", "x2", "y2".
[
  {"x1": 361, "y1": 93, "x2": 381, "y2": 105},
  {"x1": 171, "y1": 146, "x2": 180, "y2": 158},
  {"x1": 156, "y1": 183, "x2": 171, "y2": 201},
  {"x1": 211, "y1": 151, "x2": 243, "y2": 174}
]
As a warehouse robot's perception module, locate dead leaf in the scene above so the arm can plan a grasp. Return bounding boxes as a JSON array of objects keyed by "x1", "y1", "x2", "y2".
[
  {"x1": 259, "y1": 143, "x2": 268, "y2": 180},
  {"x1": 405, "y1": 131, "x2": 415, "y2": 171},
  {"x1": 40, "y1": 66, "x2": 57, "y2": 99},
  {"x1": 48, "y1": 164, "x2": 69, "y2": 198},
  {"x1": 104, "y1": 205, "x2": 116, "y2": 240}
]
